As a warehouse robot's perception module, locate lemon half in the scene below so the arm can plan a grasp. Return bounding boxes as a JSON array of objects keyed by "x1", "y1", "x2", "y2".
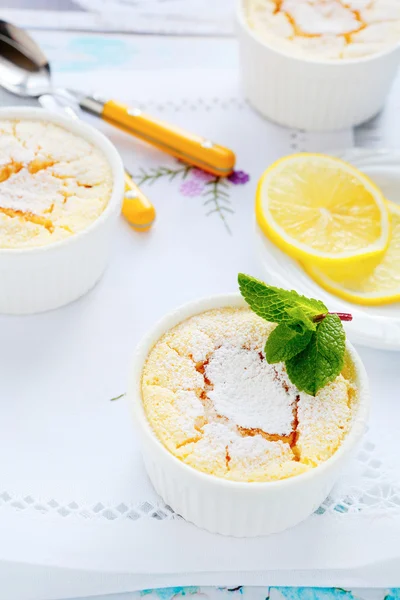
[
  {"x1": 304, "y1": 201, "x2": 400, "y2": 306},
  {"x1": 256, "y1": 153, "x2": 390, "y2": 266}
]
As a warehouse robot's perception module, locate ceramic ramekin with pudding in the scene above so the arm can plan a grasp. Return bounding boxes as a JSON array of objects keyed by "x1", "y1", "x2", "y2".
[
  {"x1": 129, "y1": 293, "x2": 370, "y2": 537},
  {"x1": 0, "y1": 107, "x2": 124, "y2": 314},
  {"x1": 236, "y1": 0, "x2": 400, "y2": 131}
]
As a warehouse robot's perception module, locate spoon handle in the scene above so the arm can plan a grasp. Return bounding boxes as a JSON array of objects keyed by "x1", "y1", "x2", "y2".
[
  {"x1": 123, "y1": 171, "x2": 156, "y2": 232},
  {"x1": 80, "y1": 97, "x2": 236, "y2": 177}
]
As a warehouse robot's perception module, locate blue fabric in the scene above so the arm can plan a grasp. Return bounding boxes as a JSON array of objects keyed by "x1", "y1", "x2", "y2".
[{"x1": 70, "y1": 586, "x2": 400, "y2": 600}]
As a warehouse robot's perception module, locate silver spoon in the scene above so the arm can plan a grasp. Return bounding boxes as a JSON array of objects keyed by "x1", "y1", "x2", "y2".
[
  {"x1": 0, "y1": 20, "x2": 50, "y2": 97},
  {"x1": 0, "y1": 20, "x2": 235, "y2": 177},
  {"x1": 0, "y1": 23, "x2": 156, "y2": 231}
]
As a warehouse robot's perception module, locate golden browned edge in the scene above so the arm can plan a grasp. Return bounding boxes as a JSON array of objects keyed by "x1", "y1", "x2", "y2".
[
  {"x1": 271, "y1": 0, "x2": 366, "y2": 43},
  {"x1": 0, "y1": 154, "x2": 94, "y2": 234}
]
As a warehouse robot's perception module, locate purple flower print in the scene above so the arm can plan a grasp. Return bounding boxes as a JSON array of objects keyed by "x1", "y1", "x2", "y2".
[
  {"x1": 180, "y1": 179, "x2": 204, "y2": 197},
  {"x1": 192, "y1": 168, "x2": 215, "y2": 183},
  {"x1": 228, "y1": 170, "x2": 250, "y2": 185}
]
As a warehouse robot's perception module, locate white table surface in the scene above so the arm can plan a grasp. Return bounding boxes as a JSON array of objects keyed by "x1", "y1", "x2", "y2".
[{"x1": 0, "y1": 4, "x2": 399, "y2": 599}]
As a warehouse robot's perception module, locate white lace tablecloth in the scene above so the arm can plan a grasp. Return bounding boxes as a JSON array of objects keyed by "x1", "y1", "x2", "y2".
[{"x1": 0, "y1": 28, "x2": 400, "y2": 600}]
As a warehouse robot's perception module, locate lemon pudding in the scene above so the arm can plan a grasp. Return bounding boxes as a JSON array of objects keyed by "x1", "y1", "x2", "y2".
[
  {"x1": 141, "y1": 307, "x2": 357, "y2": 482},
  {"x1": 245, "y1": 0, "x2": 400, "y2": 60},
  {"x1": 0, "y1": 119, "x2": 113, "y2": 248}
]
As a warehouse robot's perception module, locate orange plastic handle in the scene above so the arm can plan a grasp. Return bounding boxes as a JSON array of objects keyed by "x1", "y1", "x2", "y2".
[
  {"x1": 122, "y1": 172, "x2": 155, "y2": 232},
  {"x1": 102, "y1": 100, "x2": 236, "y2": 177}
]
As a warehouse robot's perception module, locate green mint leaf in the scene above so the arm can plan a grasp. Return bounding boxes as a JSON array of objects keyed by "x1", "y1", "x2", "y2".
[
  {"x1": 264, "y1": 324, "x2": 313, "y2": 364},
  {"x1": 285, "y1": 314, "x2": 346, "y2": 396},
  {"x1": 286, "y1": 307, "x2": 318, "y2": 333},
  {"x1": 238, "y1": 273, "x2": 327, "y2": 325}
]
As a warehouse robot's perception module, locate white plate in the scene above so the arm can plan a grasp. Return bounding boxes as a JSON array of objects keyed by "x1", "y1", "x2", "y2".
[{"x1": 257, "y1": 148, "x2": 400, "y2": 351}]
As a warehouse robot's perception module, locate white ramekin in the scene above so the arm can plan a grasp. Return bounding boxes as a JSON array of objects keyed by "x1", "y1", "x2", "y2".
[
  {"x1": 129, "y1": 293, "x2": 370, "y2": 537},
  {"x1": 0, "y1": 107, "x2": 124, "y2": 314},
  {"x1": 236, "y1": 0, "x2": 400, "y2": 131}
]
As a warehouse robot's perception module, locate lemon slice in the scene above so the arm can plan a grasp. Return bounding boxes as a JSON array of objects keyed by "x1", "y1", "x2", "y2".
[
  {"x1": 303, "y1": 201, "x2": 400, "y2": 306},
  {"x1": 256, "y1": 153, "x2": 390, "y2": 265}
]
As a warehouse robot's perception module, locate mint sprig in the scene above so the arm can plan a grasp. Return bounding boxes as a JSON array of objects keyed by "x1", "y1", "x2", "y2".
[
  {"x1": 238, "y1": 273, "x2": 327, "y2": 330},
  {"x1": 238, "y1": 274, "x2": 350, "y2": 396},
  {"x1": 265, "y1": 324, "x2": 312, "y2": 364},
  {"x1": 286, "y1": 315, "x2": 345, "y2": 396}
]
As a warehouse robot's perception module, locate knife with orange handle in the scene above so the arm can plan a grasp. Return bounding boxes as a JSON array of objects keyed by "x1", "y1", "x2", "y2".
[
  {"x1": 123, "y1": 172, "x2": 156, "y2": 232},
  {"x1": 79, "y1": 97, "x2": 236, "y2": 177}
]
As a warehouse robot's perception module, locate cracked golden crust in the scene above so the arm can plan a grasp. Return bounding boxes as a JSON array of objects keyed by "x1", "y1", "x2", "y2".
[
  {"x1": 245, "y1": 0, "x2": 400, "y2": 60},
  {"x1": 141, "y1": 308, "x2": 357, "y2": 482},
  {"x1": 0, "y1": 119, "x2": 113, "y2": 248}
]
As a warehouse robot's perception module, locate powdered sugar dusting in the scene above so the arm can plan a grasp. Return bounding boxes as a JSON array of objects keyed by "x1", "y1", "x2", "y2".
[
  {"x1": 206, "y1": 345, "x2": 295, "y2": 435},
  {"x1": 183, "y1": 422, "x2": 296, "y2": 480},
  {"x1": 245, "y1": 0, "x2": 400, "y2": 60},
  {"x1": 0, "y1": 119, "x2": 112, "y2": 249},
  {"x1": 297, "y1": 376, "x2": 354, "y2": 465},
  {"x1": 142, "y1": 307, "x2": 357, "y2": 482}
]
